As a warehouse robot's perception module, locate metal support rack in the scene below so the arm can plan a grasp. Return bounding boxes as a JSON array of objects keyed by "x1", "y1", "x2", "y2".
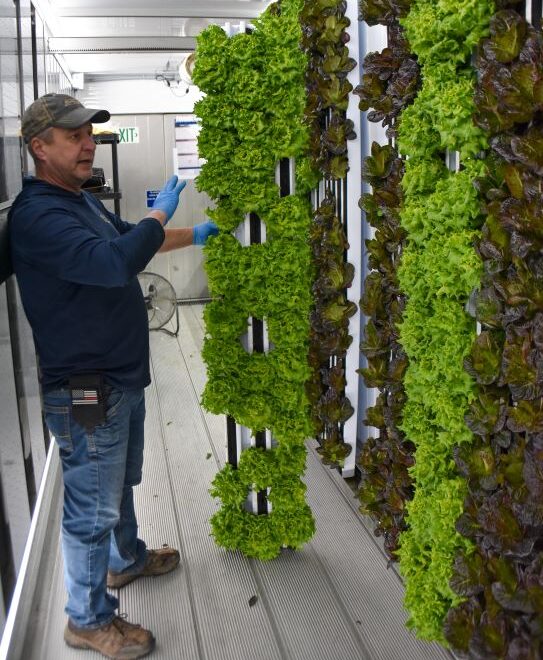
[
  {"x1": 224, "y1": 158, "x2": 293, "y2": 516},
  {"x1": 90, "y1": 132, "x2": 122, "y2": 216}
]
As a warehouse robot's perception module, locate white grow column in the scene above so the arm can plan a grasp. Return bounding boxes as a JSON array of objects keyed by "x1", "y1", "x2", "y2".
[{"x1": 341, "y1": 0, "x2": 363, "y2": 477}]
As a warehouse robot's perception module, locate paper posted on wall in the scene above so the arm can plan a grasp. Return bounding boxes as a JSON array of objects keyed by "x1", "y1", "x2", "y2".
[{"x1": 173, "y1": 115, "x2": 205, "y2": 180}]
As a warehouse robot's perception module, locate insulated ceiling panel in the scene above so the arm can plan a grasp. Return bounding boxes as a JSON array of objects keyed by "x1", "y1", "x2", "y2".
[
  {"x1": 47, "y1": 0, "x2": 270, "y2": 19},
  {"x1": 48, "y1": 16, "x2": 218, "y2": 38},
  {"x1": 48, "y1": 36, "x2": 197, "y2": 52},
  {"x1": 36, "y1": 0, "x2": 271, "y2": 79}
]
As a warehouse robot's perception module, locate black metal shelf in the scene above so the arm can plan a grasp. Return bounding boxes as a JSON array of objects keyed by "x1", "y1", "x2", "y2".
[
  {"x1": 91, "y1": 132, "x2": 121, "y2": 215},
  {"x1": 93, "y1": 133, "x2": 119, "y2": 146},
  {"x1": 91, "y1": 191, "x2": 122, "y2": 201}
]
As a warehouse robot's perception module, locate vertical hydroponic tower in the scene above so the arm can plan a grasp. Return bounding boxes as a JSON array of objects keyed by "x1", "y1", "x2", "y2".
[
  {"x1": 445, "y1": 2, "x2": 543, "y2": 656},
  {"x1": 300, "y1": 0, "x2": 361, "y2": 476},
  {"x1": 193, "y1": 0, "x2": 316, "y2": 560}
]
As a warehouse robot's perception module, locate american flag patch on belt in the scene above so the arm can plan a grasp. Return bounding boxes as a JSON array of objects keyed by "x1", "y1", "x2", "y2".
[{"x1": 72, "y1": 389, "x2": 99, "y2": 405}]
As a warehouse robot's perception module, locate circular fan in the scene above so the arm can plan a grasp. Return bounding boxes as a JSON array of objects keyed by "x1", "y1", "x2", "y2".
[
  {"x1": 178, "y1": 52, "x2": 195, "y2": 86},
  {"x1": 137, "y1": 272, "x2": 177, "y2": 330}
]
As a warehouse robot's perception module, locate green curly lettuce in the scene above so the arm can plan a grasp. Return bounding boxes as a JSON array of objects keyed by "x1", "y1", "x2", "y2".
[
  {"x1": 400, "y1": 0, "x2": 494, "y2": 66},
  {"x1": 398, "y1": 64, "x2": 488, "y2": 159},
  {"x1": 393, "y1": 0, "x2": 494, "y2": 643},
  {"x1": 194, "y1": 0, "x2": 316, "y2": 560}
]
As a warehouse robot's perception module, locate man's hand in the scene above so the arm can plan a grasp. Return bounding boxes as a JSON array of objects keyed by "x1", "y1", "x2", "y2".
[
  {"x1": 151, "y1": 176, "x2": 187, "y2": 225},
  {"x1": 193, "y1": 220, "x2": 219, "y2": 246}
]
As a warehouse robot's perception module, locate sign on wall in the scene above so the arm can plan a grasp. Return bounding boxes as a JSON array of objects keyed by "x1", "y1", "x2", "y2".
[
  {"x1": 146, "y1": 190, "x2": 160, "y2": 209},
  {"x1": 174, "y1": 115, "x2": 205, "y2": 180},
  {"x1": 118, "y1": 127, "x2": 140, "y2": 144}
]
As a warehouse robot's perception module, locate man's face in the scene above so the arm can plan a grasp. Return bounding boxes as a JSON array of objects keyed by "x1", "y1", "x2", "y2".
[{"x1": 31, "y1": 123, "x2": 96, "y2": 191}]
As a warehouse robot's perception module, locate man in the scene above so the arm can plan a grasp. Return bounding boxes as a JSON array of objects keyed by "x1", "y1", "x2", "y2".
[{"x1": 9, "y1": 93, "x2": 218, "y2": 659}]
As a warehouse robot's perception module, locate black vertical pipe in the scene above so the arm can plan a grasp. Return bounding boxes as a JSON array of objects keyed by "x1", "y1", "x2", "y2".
[
  {"x1": 226, "y1": 415, "x2": 238, "y2": 467},
  {"x1": 249, "y1": 211, "x2": 261, "y2": 243},
  {"x1": 14, "y1": 0, "x2": 28, "y2": 174},
  {"x1": 255, "y1": 430, "x2": 267, "y2": 514},
  {"x1": 342, "y1": 176, "x2": 348, "y2": 238},
  {"x1": 42, "y1": 416, "x2": 51, "y2": 453},
  {"x1": 30, "y1": 5, "x2": 38, "y2": 100},
  {"x1": 532, "y1": 0, "x2": 542, "y2": 29},
  {"x1": 250, "y1": 155, "x2": 295, "y2": 515},
  {"x1": 111, "y1": 136, "x2": 121, "y2": 216},
  {"x1": 279, "y1": 158, "x2": 290, "y2": 197},
  {"x1": 250, "y1": 208, "x2": 267, "y2": 510},
  {"x1": 256, "y1": 491, "x2": 268, "y2": 514},
  {"x1": 0, "y1": 468, "x2": 15, "y2": 616},
  {"x1": 252, "y1": 318, "x2": 264, "y2": 353},
  {"x1": 249, "y1": 212, "x2": 264, "y2": 361}
]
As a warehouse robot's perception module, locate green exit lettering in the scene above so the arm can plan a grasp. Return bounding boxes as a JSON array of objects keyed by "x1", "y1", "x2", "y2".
[{"x1": 118, "y1": 127, "x2": 140, "y2": 144}]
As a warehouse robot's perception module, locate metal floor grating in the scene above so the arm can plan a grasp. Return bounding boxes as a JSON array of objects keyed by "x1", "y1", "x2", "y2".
[{"x1": 21, "y1": 305, "x2": 452, "y2": 660}]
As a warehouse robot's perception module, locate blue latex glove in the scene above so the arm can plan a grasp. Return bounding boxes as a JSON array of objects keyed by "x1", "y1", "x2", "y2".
[
  {"x1": 152, "y1": 176, "x2": 187, "y2": 223},
  {"x1": 193, "y1": 220, "x2": 219, "y2": 246}
]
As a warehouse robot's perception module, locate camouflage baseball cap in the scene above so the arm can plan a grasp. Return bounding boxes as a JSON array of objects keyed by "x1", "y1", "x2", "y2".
[{"x1": 21, "y1": 93, "x2": 110, "y2": 142}]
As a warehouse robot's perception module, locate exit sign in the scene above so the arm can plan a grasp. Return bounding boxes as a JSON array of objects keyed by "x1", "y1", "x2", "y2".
[{"x1": 118, "y1": 127, "x2": 140, "y2": 144}]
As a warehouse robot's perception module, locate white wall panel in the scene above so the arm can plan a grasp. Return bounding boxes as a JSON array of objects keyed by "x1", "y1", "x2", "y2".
[
  {"x1": 92, "y1": 112, "x2": 212, "y2": 300},
  {"x1": 0, "y1": 285, "x2": 31, "y2": 574}
]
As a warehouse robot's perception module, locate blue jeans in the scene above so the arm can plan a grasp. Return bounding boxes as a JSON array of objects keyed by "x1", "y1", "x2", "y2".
[{"x1": 43, "y1": 386, "x2": 148, "y2": 629}]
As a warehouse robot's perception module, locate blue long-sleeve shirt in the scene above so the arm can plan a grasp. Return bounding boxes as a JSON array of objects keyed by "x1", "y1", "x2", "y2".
[{"x1": 9, "y1": 176, "x2": 165, "y2": 390}]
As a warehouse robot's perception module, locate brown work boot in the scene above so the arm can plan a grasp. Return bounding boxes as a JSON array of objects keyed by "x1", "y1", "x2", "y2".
[
  {"x1": 64, "y1": 616, "x2": 155, "y2": 659},
  {"x1": 107, "y1": 546, "x2": 180, "y2": 589}
]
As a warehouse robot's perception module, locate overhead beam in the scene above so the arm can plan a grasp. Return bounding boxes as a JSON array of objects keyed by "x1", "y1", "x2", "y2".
[
  {"x1": 53, "y1": 1, "x2": 269, "y2": 19},
  {"x1": 48, "y1": 36, "x2": 197, "y2": 52}
]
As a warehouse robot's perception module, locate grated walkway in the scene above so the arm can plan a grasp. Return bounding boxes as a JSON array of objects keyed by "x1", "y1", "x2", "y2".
[{"x1": 21, "y1": 305, "x2": 452, "y2": 660}]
